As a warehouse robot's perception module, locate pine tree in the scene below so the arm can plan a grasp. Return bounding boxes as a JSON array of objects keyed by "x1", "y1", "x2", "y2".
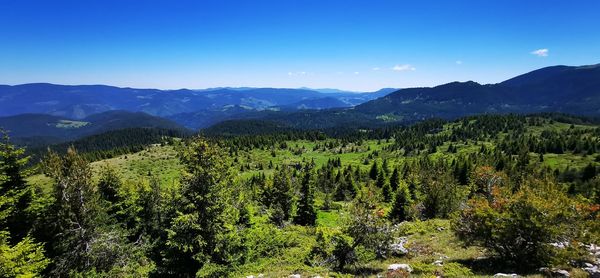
[
  {"x1": 0, "y1": 133, "x2": 49, "y2": 277},
  {"x1": 270, "y1": 166, "x2": 295, "y2": 226},
  {"x1": 0, "y1": 132, "x2": 33, "y2": 241},
  {"x1": 369, "y1": 160, "x2": 379, "y2": 180},
  {"x1": 166, "y1": 137, "x2": 242, "y2": 275},
  {"x1": 44, "y1": 148, "x2": 149, "y2": 276},
  {"x1": 389, "y1": 182, "x2": 412, "y2": 222},
  {"x1": 294, "y1": 171, "x2": 317, "y2": 226},
  {"x1": 382, "y1": 159, "x2": 390, "y2": 175},
  {"x1": 389, "y1": 167, "x2": 400, "y2": 192},
  {"x1": 375, "y1": 170, "x2": 386, "y2": 188}
]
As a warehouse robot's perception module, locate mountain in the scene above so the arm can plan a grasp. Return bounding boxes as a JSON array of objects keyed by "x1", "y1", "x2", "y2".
[
  {"x1": 206, "y1": 63, "x2": 599, "y2": 130},
  {"x1": 354, "y1": 64, "x2": 600, "y2": 122},
  {"x1": 0, "y1": 110, "x2": 189, "y2": 147},
  {"x1": 0, "y1": 84, "x2": 392, "y2": 124}
]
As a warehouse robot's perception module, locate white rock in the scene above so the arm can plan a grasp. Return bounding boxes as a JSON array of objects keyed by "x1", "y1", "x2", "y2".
[
  {"x1": 432, "y1": 260, "x2": 443, "y2": 266},
  {"x1": 390, "y1": 237, "x2": 409, "y2": 255},
  {"x1": 550, "y1": 242, "x2": 569, "y2": 249},
  {"x1": 584, "y1": 264, "x2": 600, "y2": 278},
  {"x1": 493, "y1": 273, "x2": 519, "y2": 277},
  {"x1": 388, "y1": 263, "x2": 412, "y2": 273},
  {"x1": 553, "y1": 269, "x2": 570, "y2": 277},
  {"x1": 289, "y1": 275, "x2": 301, "y2": 278}
]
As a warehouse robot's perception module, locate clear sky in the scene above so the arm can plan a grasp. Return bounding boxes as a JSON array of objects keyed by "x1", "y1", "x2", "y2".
[{"x1": 1, "y1": 0, "x2": 599, "y2": 91}]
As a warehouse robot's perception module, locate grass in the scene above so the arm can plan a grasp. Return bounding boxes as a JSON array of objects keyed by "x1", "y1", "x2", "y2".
[
  {"x1": 23, "y1": 119, "x2": 598, "y2": 277},
  {"x1": 54, "y1": 120, "x2": 89, "y2": 129}
]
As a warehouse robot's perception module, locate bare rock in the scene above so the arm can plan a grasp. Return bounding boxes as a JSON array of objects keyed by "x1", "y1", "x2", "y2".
[
  {"x1": 493, "y1": 273, "x2": 519, "y2": 277},
  {"x1": 388, "y1": 263, "x2": 413, "y2": 273},
  {"x1": 390, "y1": 237, "x2": 408, "y2": 255}
]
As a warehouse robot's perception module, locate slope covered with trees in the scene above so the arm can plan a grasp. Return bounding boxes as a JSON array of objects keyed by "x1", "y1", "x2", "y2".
[{"x1": 2, "y1": 113, "x2": 599, "y2": 277}]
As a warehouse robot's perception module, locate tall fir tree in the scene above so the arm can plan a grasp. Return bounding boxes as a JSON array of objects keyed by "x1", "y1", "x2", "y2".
[
  {"x1": 389, "y1": 167, "x2": 400, "y2": 192},
  {"x1": 166, "y1": 137, "x2": 242, "y2": 276},
  {"x1": 270, "y1": 166, "x2": 295, "y2": 226},
  {"x1": 294, "y1": 170, "x2": 317, "y2": 226},
  {"x1": 0, "y1": 132, "x2": 34, "y2": 241},
  {"x1": 389, "y1": 182, "x2": 412, "y2": 222},
  {"x1": 369, "y1": 160, "x2": 379, "y2": 180},
  {"x1": 0, "y1": 133, "x2": 49, "y2": 276}
]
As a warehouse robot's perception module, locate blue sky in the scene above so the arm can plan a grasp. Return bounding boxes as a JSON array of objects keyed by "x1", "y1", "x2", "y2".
[{"x1": 1, "y1": 0, "x2": 599, "y2": 91}]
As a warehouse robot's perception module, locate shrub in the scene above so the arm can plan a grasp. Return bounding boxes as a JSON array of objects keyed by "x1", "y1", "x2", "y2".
[{"x1": 452, "y1": 178, "x2": 592, "y2": 270}]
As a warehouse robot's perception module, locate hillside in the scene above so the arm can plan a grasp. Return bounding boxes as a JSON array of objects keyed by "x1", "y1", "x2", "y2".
[
  {"x1": 355, "y1": 64, "x2": 600, "y2": 121},
  {"x1": 24, "y1": 113, "x2": 600, "y2": 277},
  {"x1": 0, "y1": 110, "x2": 189, "y2": 147},
  {"x1": 0, "y1": 83, "x2": 388, "y2": 124}
]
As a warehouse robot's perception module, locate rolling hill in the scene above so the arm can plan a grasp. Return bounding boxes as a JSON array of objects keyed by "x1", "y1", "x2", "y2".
[
  {"x1": 0, "y1": 110, "x2": 189, "y2": 147},
  {"x1": 355, "y1": 64, "x2": 600, "y2": 120},
  {"x1": 0, "y1": 83, "x2": 391, "y2": 123}
]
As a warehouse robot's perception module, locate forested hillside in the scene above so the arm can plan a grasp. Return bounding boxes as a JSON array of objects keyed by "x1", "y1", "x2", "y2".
[{"x1": 3, "y1": 113, "x2": 599, "y2": 277}]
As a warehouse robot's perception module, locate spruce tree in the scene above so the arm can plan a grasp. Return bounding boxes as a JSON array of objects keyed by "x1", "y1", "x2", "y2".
[
  {"x1": 375, "y1": 170, "x2": 386, "y2": 188},
  {"x1": 389, "y1": 182, "x2": 412, "y2": 222},
  {"x1": 389, "y1": 167, "x2": 400, "y2": 192},
  {"x1": 0, "y1": 133, "x2": 49, "y2": 276},
  {"x1": 294, "y1": 171, "x2": 317, "y2": 226},
  {"x1": 369, "y1": 160, "x2": 379, "y2": 180},
  {"x1": 166, "y1": 137, "x2": 241, "y2": 275},
  {"x1": 270, "y1": 166, "x2": 294, "y2": 226},
  {"x1": 0, "y1": 132, "x2": 33, "y2": 241}
]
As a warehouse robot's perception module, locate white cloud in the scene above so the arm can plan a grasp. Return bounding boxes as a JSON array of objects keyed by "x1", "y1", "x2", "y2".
[
  {"x1": 372, "y1": 67, "x2": 380, "y2": 71},
  {"x1": 392, "y1": 64, "x2": 416, "y2": 71},
  {"x1": 455, "y1": 60, "x2": 463, "y2": 65},
  {"x1": 531, "y1": 48, "x2": 549, "y2": 57},
  {"x1": 287, "y1": 71, "x2": 308, "y2": 76},
  {"x1": 354, "y1": 71, "x2": 360, "y2": 75}
]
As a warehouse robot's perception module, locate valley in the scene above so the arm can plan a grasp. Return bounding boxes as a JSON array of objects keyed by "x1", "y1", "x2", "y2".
[{"x1": 18, "y1": 113, "x2": 600, "y2": 277}]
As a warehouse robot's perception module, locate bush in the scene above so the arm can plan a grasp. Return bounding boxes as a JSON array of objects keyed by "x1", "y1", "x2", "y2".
[
  {"x1": 452, "y1": 178, "x2": 592, "y2": 270},
  {"x1": 305, "y1": 228, "x2": 356, "y2": 271}
]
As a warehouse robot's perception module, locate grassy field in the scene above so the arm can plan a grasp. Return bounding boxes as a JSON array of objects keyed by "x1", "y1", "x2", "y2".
[{"x1": 24, "y1": 119, "x2": 598, "y2": 277}]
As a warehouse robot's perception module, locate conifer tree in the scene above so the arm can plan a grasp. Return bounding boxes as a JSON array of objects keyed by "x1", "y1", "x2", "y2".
[
  {"x1": 0, "y1": 132, "x2": 33, "y2": 241},
  {"x1": 389, "y1": 182, "x2": 412, "y2": 222},
  {"x1": 0, "y1": 133, "x2": 49, "y2": 276},
  {"x1": 369, "y1": 160, "x2": 379, "y2": 180},
  {"x1": 166, "y1": 137, "x2": 242, "y2": 275},
  {"x1": 389, "y1": 167, "x2": 400, "y2": 192},
  {"x1": 294, "y1": 171, "x2": 316, "y2": 226},
  {"x1": 270, "y1": 166, "x2": 295, "y2": 226}
]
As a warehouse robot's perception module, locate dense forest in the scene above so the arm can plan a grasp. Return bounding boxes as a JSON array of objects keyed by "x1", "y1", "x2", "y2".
[{"x1": 1, "y1": 113, "x2": 599, "y2": 277}]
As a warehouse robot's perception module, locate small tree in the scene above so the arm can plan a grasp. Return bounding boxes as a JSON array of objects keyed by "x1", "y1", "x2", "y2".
[
  {"x1": 389, "y1": 181, "x2": 412, "y2": 222},
  {"x1": 389, "y1": 167, "x2": 400, "y2": 192},
  {"x1": 294, "y1": 171, "x2": 317, "y2": 226},
  {"x1": 345, "y1": 186, "x2": 393, "y2": 259},
  {"x1": 44, "y1": 148, "x2": 152, "y2": 276},
  {"x1": 0, "y1": 132, "x2": 34, "y2": 240},
  {"x1": 453, "y1": 178, "x2": 592, "y2": 270},
  {"x1": 0, "y1": 134, "x2": 48, "y2": 277},
  {"x1": 369, "y1": 161, "x2": 379, "y2": 180},
  {"x1": 270, "y1": 166, "x2": 295, "y2": 226},
  {"x1": 166, "y1": 137, "x2": 242, "y2": 275}
]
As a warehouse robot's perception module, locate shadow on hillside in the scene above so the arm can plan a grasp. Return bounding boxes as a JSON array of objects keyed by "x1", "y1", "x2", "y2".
[
  {"x1": 452, "y1": 257, "x2": 536, "y2": 276},
  {"x1": 345, "y1": 266, "x2": 382, "y2": 276}
]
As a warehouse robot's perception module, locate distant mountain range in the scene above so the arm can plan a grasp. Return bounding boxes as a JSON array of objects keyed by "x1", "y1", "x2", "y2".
[
  {"x1": 234, "y1": 63, "x2": 600, "y2": 129},
  {"x1": 0, "y1": 84, "x2": 394, "y2": 128},
  {"x1": 1, "y1": 63, "x2": 599, "y2": 144},
  {"x1": 0, "y1": 110, "x2": 188, "y2": 147},
  {"x1": 354, "y1": 64, "x2": 600, "y2": 122}
]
